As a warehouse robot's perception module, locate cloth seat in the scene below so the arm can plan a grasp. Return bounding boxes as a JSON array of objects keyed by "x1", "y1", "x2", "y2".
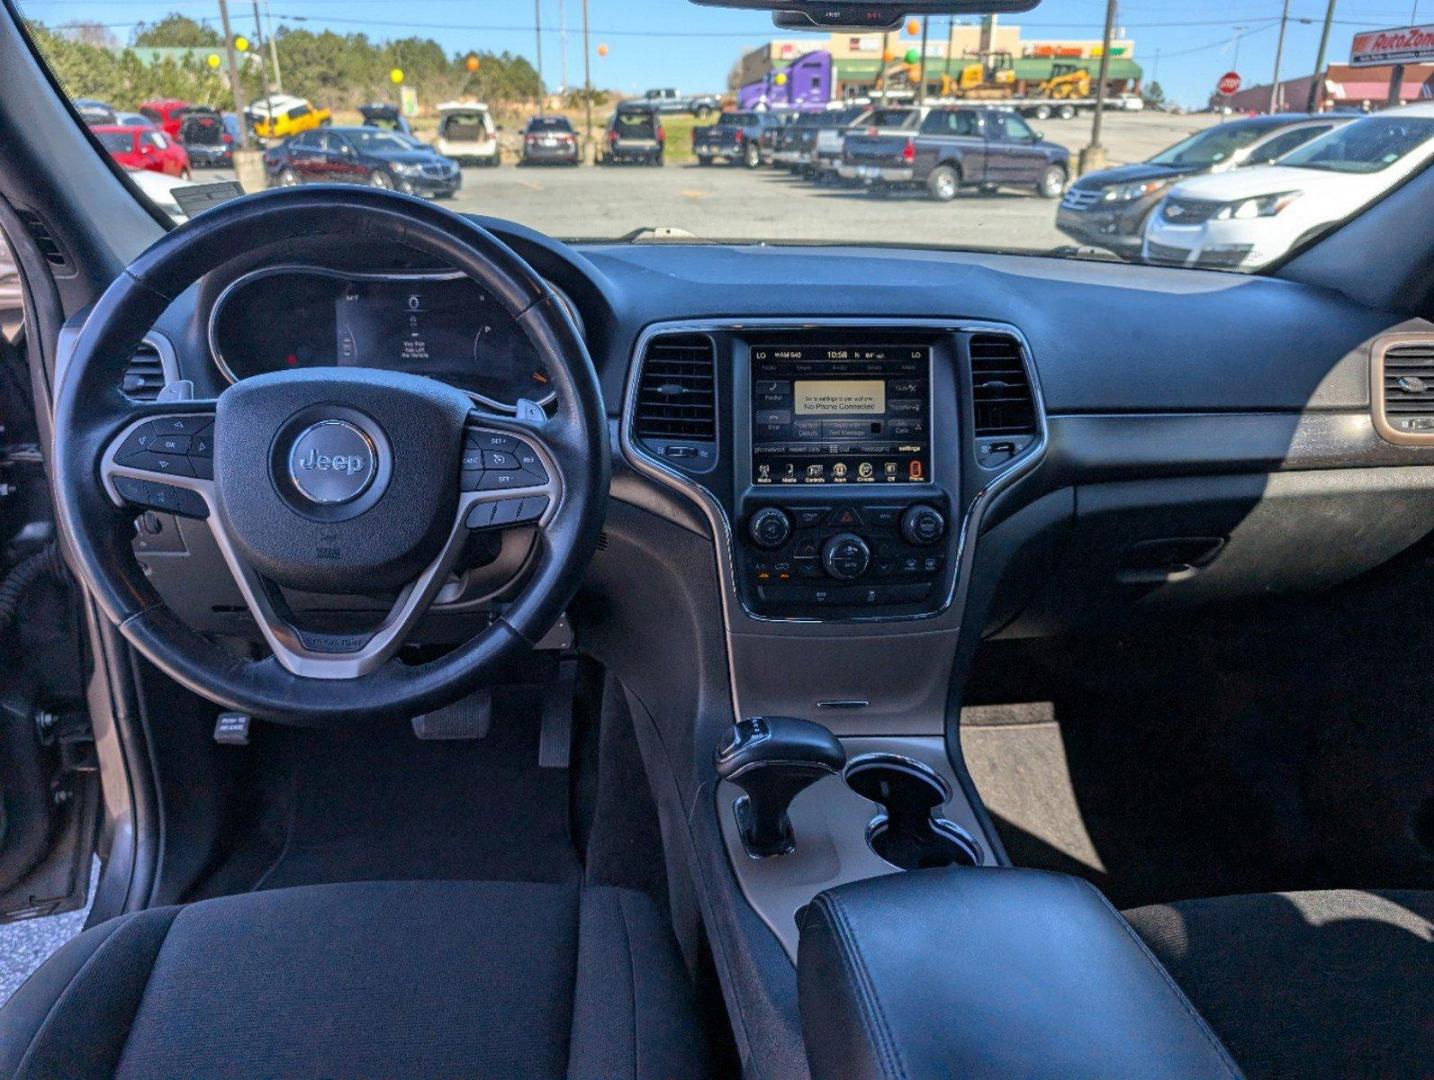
[
  {"x1": 1123, "y1": 889, "x2": 1433, "y2": 1080},
  {"x1": 0, "y1": 879, "x2": 707, "y2": 1080}
]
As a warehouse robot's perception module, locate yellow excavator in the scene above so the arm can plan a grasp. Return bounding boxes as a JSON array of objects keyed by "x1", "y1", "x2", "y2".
[{"x1": 932, "y1": 53, "x2": 1091, "y2": 102}]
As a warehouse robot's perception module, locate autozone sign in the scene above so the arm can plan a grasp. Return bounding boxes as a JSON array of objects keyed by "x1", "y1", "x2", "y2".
[{"x1": 1350, "y1": 24, "x2": 1434, "y2": 67}]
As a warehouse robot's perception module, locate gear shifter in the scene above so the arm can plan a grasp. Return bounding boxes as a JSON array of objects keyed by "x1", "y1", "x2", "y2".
[{"x1": 714, "y1": 717, "x2": 846, "y2": 857}]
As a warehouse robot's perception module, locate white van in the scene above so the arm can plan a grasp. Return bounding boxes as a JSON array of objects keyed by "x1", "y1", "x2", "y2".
[{"x1": 434, "y1": 102, "x2": 500, "y2": 167}]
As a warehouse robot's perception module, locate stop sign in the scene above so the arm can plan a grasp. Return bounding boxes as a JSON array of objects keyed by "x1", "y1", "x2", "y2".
[{"x1": 1217, "y1": 71, "x2": 1242, "y2": 96}]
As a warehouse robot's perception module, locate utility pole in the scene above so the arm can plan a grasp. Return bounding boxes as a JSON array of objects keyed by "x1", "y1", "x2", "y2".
[
  {"x1": 535, "y1": 0, "x2": 545, "y2": 111},
  {"x1": 217, "y1": 0, "x2": 250, "y2": 149},
  {"x1": 581, "y1": 0, "x2": 593, "y2": 162},
  {"x1": 918, "y1": 17, "x2": 930, "y2": 104},
  {"x1": 263, "y1": 0, "x2": 283, "y2": 95},
  {"x1": 1080, "y1": 0, "x2": 1117, "y2": 176},
  {"x1": 251, "y1": 1, "x2": 273, "y2": 106},
  {"x1": 1306, "y1": 0, "x2": 1337, "y2": 113},
  {"x1": 1269, "y1": 0, "x2": 1291, "y2": 114}
]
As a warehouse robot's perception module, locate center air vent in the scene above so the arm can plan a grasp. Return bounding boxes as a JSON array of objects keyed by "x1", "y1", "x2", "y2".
[
  {"x1": 121, "y1": 340, "x2": 168, "y2": 402},
  {"x1": 634, "y1": 333, "x2": 717, "y2": 446},
  {"x1": 969, "y1": 333, "x2": 1036, "y2": 438},
  {"x1": 1375, "y1": 337, "x2": 1434, "y2": 444}
]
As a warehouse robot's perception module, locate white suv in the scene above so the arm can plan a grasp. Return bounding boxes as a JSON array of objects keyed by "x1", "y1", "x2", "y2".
[{"x1": 1144, "y1": 103, "x2": 1434, "y2": 270}]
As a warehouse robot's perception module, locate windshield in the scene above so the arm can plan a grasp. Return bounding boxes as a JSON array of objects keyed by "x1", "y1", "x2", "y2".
[
  {"x1": 1279, "y1": 117, "x2": 1434, "y2": 174},
  {"x1": 1148, "y1": 122, "x2": 1276, "y2": 167},
  {"x1": 345, "y1": 130, "x2": 416, "y2": 154},
  {"x1": 94, "y1": 130, "x2": 133, "y2": 153},
  {"x1": 16, "y1": 0, "x2": 1433, "y2": 272}
]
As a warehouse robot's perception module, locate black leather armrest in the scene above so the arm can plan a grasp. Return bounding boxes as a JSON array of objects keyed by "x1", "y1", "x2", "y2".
[{"x1": 797, "y1": 867, "x2": 1244, "y2": 1080}]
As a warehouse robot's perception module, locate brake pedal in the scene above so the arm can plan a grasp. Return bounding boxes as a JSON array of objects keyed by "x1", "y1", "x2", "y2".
[{"x1": 412, "y1": 690, "x2": 492, "y2": 741}]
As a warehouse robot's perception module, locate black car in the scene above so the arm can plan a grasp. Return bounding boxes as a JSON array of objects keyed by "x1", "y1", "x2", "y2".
[
  {"x1": 521, "y1": 115, "x2": 580, "y2": 166},
  {"x1": 263, "y1": 126, "x2": 460, "y2": 197},
  {"x1": 176, "y1": 106, "x2": 237, "y2": 168},
  {"x1": 602, "y1": 104, "x2": 664, "y2": 165},
  {"x1": 1056, "y1": 114, "x2": 1348, "y2": 258}
]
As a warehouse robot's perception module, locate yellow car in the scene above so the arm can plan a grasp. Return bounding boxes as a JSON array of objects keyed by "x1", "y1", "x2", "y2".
[{"x1": 246, "y1": 94, "x2": 331, "y2": 140}]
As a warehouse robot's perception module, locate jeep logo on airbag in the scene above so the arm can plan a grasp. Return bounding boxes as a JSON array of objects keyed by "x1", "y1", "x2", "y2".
[{"x1": 287, "y1": 420, "x2": 377, "y2": 505}]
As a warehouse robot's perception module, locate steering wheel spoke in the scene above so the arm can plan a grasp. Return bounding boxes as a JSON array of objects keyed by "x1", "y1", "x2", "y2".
[
  {"x1": 459, "y1": 417, "x2": 561, "y2": 532},
  {"x1": 102, "y1": 409, "x2": 218, "y2": 519}
]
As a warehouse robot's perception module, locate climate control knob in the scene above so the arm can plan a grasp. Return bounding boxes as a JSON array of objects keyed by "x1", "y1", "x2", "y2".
[
  {"x1": 900, "y1": 504, "x2": 947, "y2": 547},
  {"x1": 748, "y1": 507, "x2": 792, "y2": 549},
  {"x1": 822, "y1": 533, "x2": 871, "y2": 580}
]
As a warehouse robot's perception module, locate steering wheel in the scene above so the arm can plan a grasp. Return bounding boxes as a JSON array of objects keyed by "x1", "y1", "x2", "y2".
[{"x1": 50, "y1": 187, "x2": 608, "y2": 724}]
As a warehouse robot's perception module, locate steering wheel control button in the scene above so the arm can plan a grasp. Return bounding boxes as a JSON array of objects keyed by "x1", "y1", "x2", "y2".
[
  {"x1": 466, "y1": 431, "x2": 518, "y2": 454},
  {"x1": 900, "y1": 504, "x2": 947, "y2": 547},
  {"x1": 114, "y1": 476, "x2": 208, "y2": 519},
  {"x1": 287, "y1": 420, "x2": 378, "y2": 506},
  {"x1": 460, "y1": 449, "x2": 486, "y2": 472},
  {"x1": 155, "y1": 415, "x2": 214, "y2": 436},
  {"x1": 466, "y1": 495, "x2": 550, "y2": 531},
  {"x1": 513, "y1": 443, "x2": 548, "y2": 481},
  {"x1": 151, "y1": 434, "x2": 192, "y2": 455},
  {"x1": 115, "y1": 422, "x2": 161, "y2": 460},
  {"x1": 749, "y1": 507, "x2": 792, "y2": 549},
  {"x1": 189, "y1": 432, "x2": 213, "y2": 458},
  {"x1": 478, "y1": 470, "x2": 530, "y2": 491},
  {"x1": 126, "y1": 451, "x2": 196, "y2": 478},
  {"x1": 483, "y1": 450, "x2": 518, "y2": 470}
]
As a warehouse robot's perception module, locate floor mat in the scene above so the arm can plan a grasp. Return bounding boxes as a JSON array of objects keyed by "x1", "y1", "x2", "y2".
[
  {"x1": 961, "y1": 697, "x2": 1252, "y2": 909},
  {"x1": 251, "y1": 687, "x2": 580, "y2": 891}
]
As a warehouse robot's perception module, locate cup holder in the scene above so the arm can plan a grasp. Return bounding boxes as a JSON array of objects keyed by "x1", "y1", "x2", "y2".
[{"x1": 844, "y1": 754, "x2": 982, "y2": 871}]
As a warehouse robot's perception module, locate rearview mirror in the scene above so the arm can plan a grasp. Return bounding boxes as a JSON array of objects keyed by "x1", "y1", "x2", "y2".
[{"x1": 694, "y1": 0, "x2": 1040, "y2": 33}]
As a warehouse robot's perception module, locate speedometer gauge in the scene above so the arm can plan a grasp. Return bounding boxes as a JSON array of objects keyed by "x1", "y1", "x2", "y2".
[{"x1": 209, "y1": 266, "x2": 559, "y2": 410}]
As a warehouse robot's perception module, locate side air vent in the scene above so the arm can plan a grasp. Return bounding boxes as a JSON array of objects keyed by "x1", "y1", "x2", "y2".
[
  {"x1": 633, "y1": 334, "x2": 718, "y2": 469},
  {"x1": 13, "y1": 209, "x2": 73, "y2": 274},
  {"x1": 969, "y1": 333, "x2": 1036, "y2": 439},
  {"x1": 121, "y1": 341, "x2": 168, "y2": 401},
  {"x1": 1374, "y1": 337, "x2": 1434, "y2": 444}
]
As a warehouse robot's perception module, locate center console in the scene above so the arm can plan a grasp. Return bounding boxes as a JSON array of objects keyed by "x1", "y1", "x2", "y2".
[{"x1": 742, "y1": 343, "x2": 951, "y2": 619}]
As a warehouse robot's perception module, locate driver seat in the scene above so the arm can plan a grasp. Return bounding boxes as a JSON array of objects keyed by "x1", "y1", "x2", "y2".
[{"x1": 0, "y1": 879, "x2": 707, "y2": 1079}]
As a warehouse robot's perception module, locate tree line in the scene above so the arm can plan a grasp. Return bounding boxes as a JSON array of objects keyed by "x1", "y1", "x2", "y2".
[{"x1": 26, "y1": 13, "x2": 544, "y2": 114}]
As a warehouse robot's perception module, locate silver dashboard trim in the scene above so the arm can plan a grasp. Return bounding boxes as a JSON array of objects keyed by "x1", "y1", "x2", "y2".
[
  {"x1": 619, "y1": 317, "x2": 1048, "y2": 724},
  {"x1": 206, "y1": 263, "x2": 563, "y2": 412}
]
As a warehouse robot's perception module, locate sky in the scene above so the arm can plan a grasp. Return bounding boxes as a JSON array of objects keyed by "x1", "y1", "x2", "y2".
[{"x1": 17, "y1": 0, "x2": 1434, "y2": 107}]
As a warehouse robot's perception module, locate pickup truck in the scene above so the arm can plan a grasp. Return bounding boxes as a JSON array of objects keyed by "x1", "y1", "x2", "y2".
[
  {"x1": 693, "y1": 112, "x2": 784, "y2": 168},
  {"x1": 773, "y1": 106, "x2": 867, "y2": 175},
  {"x1": 840, "y1": 105, "x2": 1070, "y2": 201},
  {"x1": 642, "y1": 88, "x2": 721, "y2": 119}
]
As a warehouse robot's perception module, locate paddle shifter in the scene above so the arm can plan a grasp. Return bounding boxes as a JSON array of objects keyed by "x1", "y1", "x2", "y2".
[{"x1": 715, "y1": 717, "x2": 846, "y2": 857}]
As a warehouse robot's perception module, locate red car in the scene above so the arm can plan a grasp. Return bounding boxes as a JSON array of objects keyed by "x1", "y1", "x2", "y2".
[
  {"x1": 138, "y1": 98, "x2": 191, "y2": 139},
  {"x1": 92, "y1": 125, "x2": 191, "y2": 178}
]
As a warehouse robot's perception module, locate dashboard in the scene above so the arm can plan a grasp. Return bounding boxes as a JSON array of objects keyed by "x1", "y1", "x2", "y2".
[
  {"x1": 107, "y1": 219, "x2": 1434, "y2": 655},
  {"x1": 207, "y1": 266, "x2": 556, "y2": 410}
]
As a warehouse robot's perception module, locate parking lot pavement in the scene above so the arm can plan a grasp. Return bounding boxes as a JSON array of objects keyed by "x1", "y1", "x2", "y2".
[
  {"x1": 440, "y1": 111, "x2": 1212, "y2": 248},
  {"x1": 179, "y1": 113, "x2": 1211, "y2": 247},
  {"x1": 0, "y1": 858, "x2": 97, "y2": 1005}
]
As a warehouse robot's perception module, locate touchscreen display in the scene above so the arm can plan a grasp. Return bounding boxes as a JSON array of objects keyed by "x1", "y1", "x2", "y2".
[{"x1": 752, "y1": 345, "x2": 930, "y2": 485}]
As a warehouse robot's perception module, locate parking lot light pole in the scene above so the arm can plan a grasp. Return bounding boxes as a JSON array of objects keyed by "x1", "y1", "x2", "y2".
[
  {"x1": 918, "y1": 17, "x2": 930, "y2": 105},
  {"x1": 1270, "y1": 0, "x2": 1291, "y2": 113},
  {"x1": 1078, "y1": 0, "x2": 1117, "y2": 176},
  {"x1": 582, "y1": 0, "x2": 594, "y2": 163}
]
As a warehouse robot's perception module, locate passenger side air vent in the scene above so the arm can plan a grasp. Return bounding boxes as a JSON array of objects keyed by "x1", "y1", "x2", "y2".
[
  {"x1": 969, "y1": 332, "x2": 1038, "y2": 468},
  {"x1": 1375, "y1": 338, "x2": 1434, "y2": 444},
  {"x1": 633, "y1": 334, "x2": 718, "y2": 470},
  {"x1": 121, "y1": 341, "x2": 168, "y2": 402}
]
